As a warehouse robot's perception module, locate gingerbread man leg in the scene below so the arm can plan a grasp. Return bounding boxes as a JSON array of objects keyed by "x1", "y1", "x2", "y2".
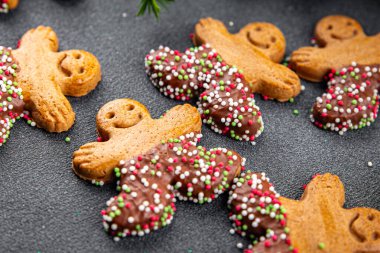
[
  {"x1": 73, "y1": 99, "x2": 201, "y2": 184},
  {"x1": 193, "y1": 18, "x2": 301, "y2": 102},
  {"x1": 102, "y1": 132, "x2": 243, "y2": 240},
  {"x1": 13, "y1": 26, "x2": 101, "y2": 132}
]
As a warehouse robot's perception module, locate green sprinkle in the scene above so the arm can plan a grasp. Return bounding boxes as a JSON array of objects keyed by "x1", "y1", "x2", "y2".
[
  {"x1": 318, "y1": 242, "x2": 325, "y2": 250},
  {"x1": 65, "y1": 137, "x2": 71, "y2": 143},
  {"x1": 293, "y1": 109, "x2": 299, "y2": 116}
]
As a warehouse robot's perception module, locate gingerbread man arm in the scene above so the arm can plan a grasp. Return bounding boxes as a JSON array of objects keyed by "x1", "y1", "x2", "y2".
[
  {"x1": 17, "y1": 26, "x2": 59, "y2": 52},
  {"x1": 73, "y1": 99, "x2": 202, "y2": 184},
  {"x1": 236, "y1": 22, "x2": 286, "y2": 63}
]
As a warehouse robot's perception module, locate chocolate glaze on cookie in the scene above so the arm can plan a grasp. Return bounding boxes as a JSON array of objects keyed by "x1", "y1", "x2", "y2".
[
  {"x1": 228, "y1": 171, "x2": 295, "y2": 253},
  {"x1": 311, "y1": 63, "x2": 380, "y2": 135},
  {"x1": 0, "y1": 47, "x2": 24, "y2": 146},
  {"x1": 102, "y1": 132, "x2": 244, "y2": 241},
  {"x1": 145, "y1": 44, "x2": 263, "y2": 143}
]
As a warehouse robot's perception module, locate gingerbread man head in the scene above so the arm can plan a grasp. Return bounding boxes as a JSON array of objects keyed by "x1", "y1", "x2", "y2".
[
  {"x1": 291, "y1": 15, "x2": 380, "y2": 82},
  {"x1": 73, "y1": 99, "x2": 202, "y2": 184},
  {"x1": 12, "y1": 26, "x2": 101, "y2": 132}
]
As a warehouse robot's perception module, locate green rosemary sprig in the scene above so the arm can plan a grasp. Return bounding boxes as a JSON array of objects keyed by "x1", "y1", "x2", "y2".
[{"x1": 137, "y1": 0, "x2": 174, "y2": 18}]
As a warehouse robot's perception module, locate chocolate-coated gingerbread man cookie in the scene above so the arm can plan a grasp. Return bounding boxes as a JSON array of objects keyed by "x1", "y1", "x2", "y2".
[
  {"x1": 193, "y1": 18, "x2": 301, "y2": 101},
  {"x1": 291, "y1": 15, "x2": 380, "y2": 82},
  {"x1": 311, "y1": 63, "x2": 379, "y2": 134},
  {"x1": 73, "y1": 99, "x2": 201, "y2": 184},
  {"x1": 102, "y1": 131, "x2": 244, "y2": 240},
  {"x1": 229, "y1": 172, "x2": 380, "y2": 252},
  {"x1": 146, "y1": 45, "x2": 264, "y2": 143},
  {"x1": 13, "y1": 26, "x2": 102, "y2": 132},
  {"x1": 0, "y1": 47, "x2": 24, "y2": 146}
]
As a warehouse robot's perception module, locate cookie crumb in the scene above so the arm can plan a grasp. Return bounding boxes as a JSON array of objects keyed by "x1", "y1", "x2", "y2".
[{"x1": 368, "y1": 161, "x2": 373, "y2": 167}]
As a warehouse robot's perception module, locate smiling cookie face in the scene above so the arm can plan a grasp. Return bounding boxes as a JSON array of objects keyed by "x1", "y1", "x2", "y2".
[
  {"x1": 58, "y1": 50, "x2": 101, "y2": 97},
  {"x1": 237, "y1": 22, "x2": 286, "y2": 62},
  {"x1": 315, "y1": 15, "x2": 365, "y2": 47},
  {"x1": 350, "y1": 209, "x2": 380, "y2": 245},
  {"x1": 96, "y1": 99, "x2": 150, "y2": 139}
]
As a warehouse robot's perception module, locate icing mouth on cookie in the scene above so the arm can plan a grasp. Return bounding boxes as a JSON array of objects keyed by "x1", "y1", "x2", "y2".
[{"x1": 101, "y1": 132, "x2": 244, "y2": 240}]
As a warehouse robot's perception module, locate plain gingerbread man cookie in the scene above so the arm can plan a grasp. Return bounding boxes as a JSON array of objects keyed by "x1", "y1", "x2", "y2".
[
  {"x1": 291, "y1": 15, "x2": 380, "y2": 82},
  {"x1": 13, "y1": 26, "x2": 102, "y2": 132},
  {"x1": 229, "y1": 172, "x2": 380, "y2": 252},
  {"x1": 73, "y1": 99, "x2": 202, "y2": 184},
  {"x1": 193, "y1": 18, "x2": 301, "y2": 102}
]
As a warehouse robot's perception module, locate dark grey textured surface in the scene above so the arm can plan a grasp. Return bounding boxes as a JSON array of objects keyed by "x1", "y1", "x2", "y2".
[{"x1": 0, "y1": 0, "x2": 379, "y2": 252}]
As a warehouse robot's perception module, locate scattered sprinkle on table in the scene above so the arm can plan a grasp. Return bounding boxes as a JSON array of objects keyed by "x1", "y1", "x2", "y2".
[
  {"x1": 368, "y1": 161, "x2": 373, "y2": 167},
  {"x1": 65, "y1": 137, "x2": 71, "y2": 143}
]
